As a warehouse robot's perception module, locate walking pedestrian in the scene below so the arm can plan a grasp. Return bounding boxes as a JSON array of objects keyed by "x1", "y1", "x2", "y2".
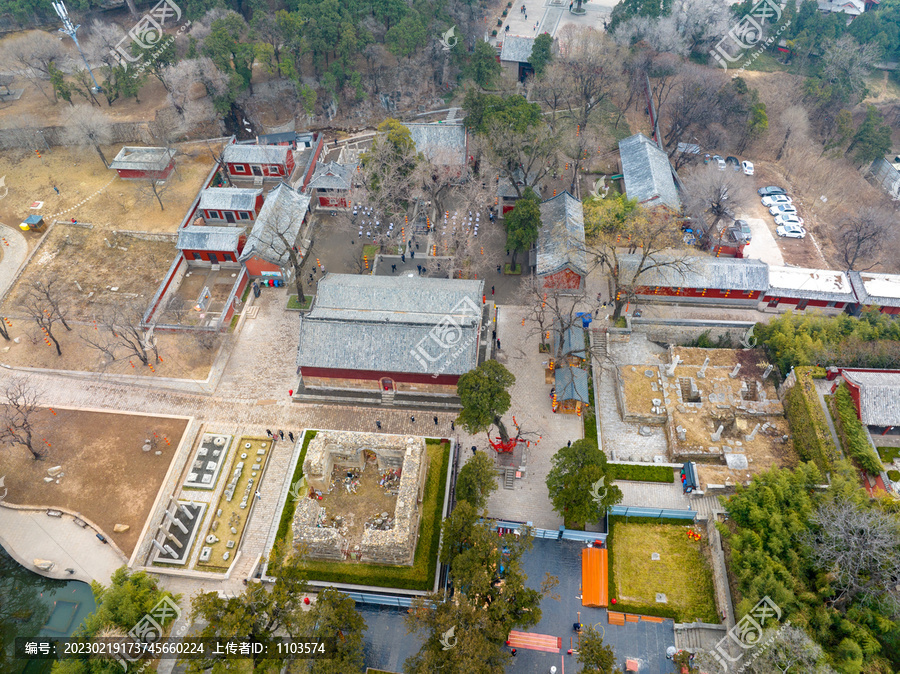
[
  {"x1": 492, "y1": 329, "x2": 496, "y2": 340},
  {"x1": 401, "y1": 253, "x2": 406, "y2": 263},
  {"x1": 410, "y1": 415, "x2": 416, "y2": 423},
  {"x1": 53, "y1": 185, "x2": 59, "y2": 195},
  {"x1": 266, "y1": 429, "x2": 272, "y2": 437},
  {"x1": 279, "y1": 430, "x2": 285, "y2": 440},
  {"x1": 471, "y1": 446, "x2": 477, "y2": 456},
  {"x1": 289, "y1": 431, "x2": 295, "y2": 442},
  {"x1": 497, "y1": 265, "x2": 502, "y2": 274},
  {"x1": 255, "y1": 490, "x2": 262, "y2": 501},
  {"x1": 433, "y1": 416, "x2": 439, "y2": 425},
  {"x1": 491, "y1": 285, "x2": 495, "y2": 296},
  {"x1": 391, "y1": 264, "x2": 397, "y2": 273},
  {"x1": 376, "y1": 420, "x2": 382, "y2": 430},
  {"x1": 511, "y1": 649, "x2": 517, "y2": 657},
  {"x1": 410, "y1": 250, "x2": 415, "y2": 259},
  {"x1": 567, "y1": 440, "x2": 571, "y2": 447},
  {"x1": 451, "y1": 421, "x2": 455, "y2": 431},
  {"x1": 417, "y1": 264, "x2": 422, "y2": 274},
  {"x1": 497, "y1": 339, "x2": 501, "y2": 350},
  {"x1": 416, "y1": 243, "x2": 419, "y2": 250}
]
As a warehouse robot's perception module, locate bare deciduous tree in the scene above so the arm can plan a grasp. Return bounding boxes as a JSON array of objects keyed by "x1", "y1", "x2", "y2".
[
  {"x1": 83, "y1": 303, "x2": 159, "y2": 367},
  {"x1": 585, "y1": 205, "x2": 689, "y2": 318},
  {"x1": 837, "y1": 207, "x2": 890, "y2": 271},
  {"x1": 820, "y1": 36, "x2": 882, "y2": 107},
  {"x1": 737, "y1": 625, "x2": 835, "y2": 674},
  {"x1": 556, "y1": 26, "x2": 624, "y2": 133},
  {"x1": 62, "y1": 105, "x2": 114, "y2": 167},
  {"x1": 0, "y1": 377, "x2": 44, "y2": 460},
  {"x1": 139, "y1": 178, "x2": 169, "y2": 211},
  {"x1": 776, "y1": 105, "x2": 810, "y2": 161},
  {"x1": 803, "y1": 497, "x2": 900, "y2": 611},
  {"x1": 249, "y1": 189, "x2": 310, "y2": 304},
  {"x1": 681, "y1": 166, "x2": 754, "y2": 247},
  {"x1": 0, "y1": 32, "x2": 67, "y2": 102},
  {"x1": 19, "y1": 277, "x2": 72, "y2": 356},
  {"x1": 671, "y1": 0, "x2": 732, "y2": 54},
  {"x1": 612, "y1": 16, "x2": 689, "y2": 56},
  {"x1": 661, "y1": 65, "x2": 724, "y2": 150}
]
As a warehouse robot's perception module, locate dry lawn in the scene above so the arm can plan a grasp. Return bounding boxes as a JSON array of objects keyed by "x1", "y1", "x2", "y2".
[
  {"x1": 2, "y1": 225, "x2": 175, "y2": 317},
  {"x1": 0, "y1": 144, "x2": 215, "y2": 234},
  {"x1": 612, "y1": 522, "x2": 719, "y2": 623},
  {"x1": 196, "y1": 437, "x2": 274, "y2": 571},
  {"x1": 0, "y1": 322, "x2": 218, "y2": 379},
  {"x1": 619, "y1": 365, "x2": 665, "y2": 417},
  {"x1": 0, "y1": 408, "x2": 188, "y2": 556}
]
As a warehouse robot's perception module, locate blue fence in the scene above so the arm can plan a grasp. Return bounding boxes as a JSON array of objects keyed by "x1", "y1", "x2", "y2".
[
  {"x1": 609, "y1": 506, "x2": 697, "y2": 521},
  {"x1": 344, "y1": 592, "x2": 418, "y2": 608},
  {"x1": 491, "y1": 520, "x2": 607, "y2": 543}
]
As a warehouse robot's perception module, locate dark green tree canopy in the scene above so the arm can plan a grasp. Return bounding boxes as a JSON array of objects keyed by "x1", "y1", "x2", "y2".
[
  {"x1": 456, "y1": 360, "x2": 516, "y2": 442},
  {"x1": 505, "y1": 187, "x2": 541, "y2": 268},
  {"x1": 546, "y1": 439, "x2": 622, "y2": 527},
  {"x1": 530, "y1": 33, "x2": 554, "y2": 76},
  {"x1": 455, "y1": 450, "x2": 498, "y2": 510}
]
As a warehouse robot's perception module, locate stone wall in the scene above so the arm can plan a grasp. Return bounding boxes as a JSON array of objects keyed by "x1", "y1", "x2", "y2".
[
  {"x1": 291, "y1": 498, "x2": 345, "y2": 561},
  {"x1": 295, "y1": 431, "x2": 428, "y2": 566}
]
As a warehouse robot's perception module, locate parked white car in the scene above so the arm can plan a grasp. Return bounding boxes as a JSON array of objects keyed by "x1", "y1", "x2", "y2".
[
  {"x1": 713, "y1": 155, "x2": 726, "y2": 171},
  {"x1": 776, "y1": 223, "x2": 807, "y2": 238},
  {"x1": 742, "y1": 161, "x2": 754, "y2": 175},
  {"x1": 769, "y1": 204, "x2": 798, "y2": 216},
  {"x1": 761, "y1": 195, "x2": 793, "y2": 207},
  {"x1": 774, "y1": 214, "x2": 805, "y2": 227}
]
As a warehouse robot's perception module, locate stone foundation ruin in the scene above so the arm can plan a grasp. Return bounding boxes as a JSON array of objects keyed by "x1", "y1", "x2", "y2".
[{"x1": 292, "y1": 431, "x2": 429, "y2": 566}]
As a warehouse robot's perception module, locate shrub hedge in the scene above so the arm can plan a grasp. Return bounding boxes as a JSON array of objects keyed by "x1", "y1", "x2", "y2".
[
  {"x1": 831, "y1": 384, "x2": 884, "y2": 475},
  {"x1": 270, "y1": 430, "x2": 317, "y2": 562},
  {"x1": 608, "y1": 464, "x2": 675, "y2": 483},
  {"x1": 782, "y1": 367, "x2": 841, "y2": 472}
]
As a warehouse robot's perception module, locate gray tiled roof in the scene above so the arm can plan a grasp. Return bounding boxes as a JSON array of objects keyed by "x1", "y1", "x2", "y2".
[
  {"x1": 848, "y1": 271, "x2": 900, "y2": 308},
  {"x1": 223, "y1": 143, "x2": 290, "y2": 165},
  {"x1": 618, "y1": 133, "x2": 680, "y2": 210},
  {"x1": 553, "y1": 320, "x2": 586, "y2": 359},
  {"x1": 498, "y1": 170, "x2": 543, "y2": 199},
  {"x1": 176, "y1": 226, "x2": 243, "y2": 252},
  {"x1": 306, "y1": 162, "x2": 355, "y2": 191},
  {"x1": 555, "y1": 366, "x2": 589, "y2": 403},
  {"x1": 297, "y1": 274, "x2": 485, "y2": 376},
  {"x1": 239, "y1": 183, "x2": 310, "y2": 266},
  {"x1": 842, "y1": 370, "x2": 900, "y2": 426},
  {"x1": 766, "y1": 266, "x2": 855, "y2": 303},
  {"x1": 406, "y1": 123, "x2": 467, "y2": 165},
  {"x1": 198, "y1": 187, "x2": 262, "y2": 212},
  {"x1": 617, "y1": 254, "x2": 769, "y2": 291},
  {"x1": 500, "y1": 35, "x2": 535, "y2": 63},
  {"x1": 537, "y1": 192, "x2": 587, "y2": 278},
  {"x1": 109, "y1": 146, "x2": 175, "y2": 171}
]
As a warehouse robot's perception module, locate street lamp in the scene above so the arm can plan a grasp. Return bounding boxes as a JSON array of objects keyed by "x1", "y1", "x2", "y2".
[{"x1": 52, "y1": 0, "x2": 102, "y2": 92}]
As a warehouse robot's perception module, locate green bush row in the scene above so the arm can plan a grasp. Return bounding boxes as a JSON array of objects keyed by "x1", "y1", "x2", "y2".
[
  {"x1": 608, "y1": 464, "x2": 675, "y2": 483},
  {"x1": 782, "y1": 367, "x2": 841, "y2": 472},
  {"x1": 270, "y1": 430, "x2": 318, "y2": 562},
  {"x1": 832, "y1": 384, "x2": 884, "y2": 475}
]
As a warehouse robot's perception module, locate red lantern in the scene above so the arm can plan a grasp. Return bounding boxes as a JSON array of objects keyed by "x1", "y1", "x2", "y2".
[
  {"x1": 611, "y1": 598, "x2": 617, "y2": 605},
  {"x1": 303, "y1": 597, "x2": 310, "y2": 605}
]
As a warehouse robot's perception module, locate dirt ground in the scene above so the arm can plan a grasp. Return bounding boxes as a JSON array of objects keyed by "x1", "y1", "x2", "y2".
[
  {"x1": 619, "y1": 365, "x2": 666, "y2": 418},
  {"x1": 0, "y1": 322, "x2": 218, "y2": 378},
  {"x1": 317, "y1": 457, "x2": 399, "y2": 552},
  {"x1": 0, "y1": 408, "x2": 188, "y2": 556},
  {"x1": 2, "y1": 224, "x2": 175, "y2": 317},
  {"x1": 0, "y1": 143, "x2": 216, "y2": 234}
]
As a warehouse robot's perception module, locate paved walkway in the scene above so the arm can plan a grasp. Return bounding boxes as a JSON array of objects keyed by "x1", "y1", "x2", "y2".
[
  {"x1": 0, "y1": 507, "x2": 125, "y2": 585},
  {"x1": 476, "y1": 305, "x2": 582, "y2": 529},
  {"x1": 0, "y1": 222, "x2": 28, "y2": 299}
]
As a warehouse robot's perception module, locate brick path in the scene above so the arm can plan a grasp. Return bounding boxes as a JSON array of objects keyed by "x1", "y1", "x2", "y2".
[{"x1": 474, "y1": 305, "x2": 582, "y2": 529}]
